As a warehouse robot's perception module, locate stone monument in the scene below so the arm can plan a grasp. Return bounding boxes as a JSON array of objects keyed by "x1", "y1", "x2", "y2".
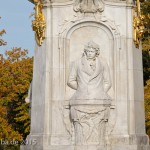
[{"x1": 21, "y1": 0, "x2": 150, "y2": 149}]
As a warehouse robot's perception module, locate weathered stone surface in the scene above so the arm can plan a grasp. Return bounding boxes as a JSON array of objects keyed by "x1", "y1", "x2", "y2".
[{"x1": 22, "y1": 0, "x2": 150, "y2": 149}]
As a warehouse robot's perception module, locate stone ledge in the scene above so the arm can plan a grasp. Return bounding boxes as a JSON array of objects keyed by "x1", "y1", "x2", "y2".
[
  {"x1": 70, "y1": 99, "x2": 112, "y2": 105},
  {"x1": 21, "y1": 145, "x2": 150, "y2": 150}
]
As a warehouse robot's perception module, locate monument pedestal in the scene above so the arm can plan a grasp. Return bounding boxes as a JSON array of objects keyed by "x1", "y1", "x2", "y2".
[
  {"x1": 21, "y1": 143, "x2": 150, "y2": 150},
  {"x1": 22, "y1": 0, "x2": 149, "y2": 149}
]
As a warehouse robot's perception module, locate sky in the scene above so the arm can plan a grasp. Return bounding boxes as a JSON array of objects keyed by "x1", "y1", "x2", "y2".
[{"x1": 0, "y1": 0, "x2": 35, "y2": 56}]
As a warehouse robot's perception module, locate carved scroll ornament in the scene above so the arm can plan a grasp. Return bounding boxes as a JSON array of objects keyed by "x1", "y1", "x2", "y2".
[
  {"x1": 32, "y1": 0, "x2": 46, "y2": 46},
  {"x1": 74, "y1": 0, "x2": 104, "y2": 13}
]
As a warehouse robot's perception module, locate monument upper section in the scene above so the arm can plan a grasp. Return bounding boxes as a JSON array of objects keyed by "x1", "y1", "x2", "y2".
[{"x1": 28, "y1": 0, "x2": 130, "y2": 4}]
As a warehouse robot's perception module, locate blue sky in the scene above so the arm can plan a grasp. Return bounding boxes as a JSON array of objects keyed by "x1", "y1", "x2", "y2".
[{"x1": 0, "y1": 0, "x2": 35, "y2": 56}]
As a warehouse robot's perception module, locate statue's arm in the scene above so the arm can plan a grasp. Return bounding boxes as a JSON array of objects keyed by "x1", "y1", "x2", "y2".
[
  {"x1": 103, "y1": 62, "x2": 112, "y2": 92},
  {"x1": 67, "y1": 62, "x2": 78, "y2": 90}
]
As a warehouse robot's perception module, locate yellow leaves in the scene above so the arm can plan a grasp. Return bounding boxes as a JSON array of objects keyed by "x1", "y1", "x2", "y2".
[
  {"x1": 0, "y1": 48, "x2": 33, "y2": 140},
  {"x1": 0, "y1": 49, "x2": 33, "y2": 102},
  {"x1": 145, "y1": 79, "x2": 150, "y2": 137},
  {"x1": 142, "y1": 37, "x2": 150, "y2": 51},
  {"x1": 0, "y1": 105, "x2": 22, "y2": 141},
  {"x1": 5, "y1": 48, "x2": 28, "y2": 62},
  {"x1": 141, "y1": 0, "x2": 150, "y2": 52},
  {"x1": 142, "y1": 0, "x2": 150, "y2": 134},
  {"x1": 145, "y1": 79, "x2": 150, "y2": 100},
  {"x1": 0, "y1": 105, "x2": 7, "y2": 117},
  {"x1": 145, "y1": 99, "x2": 150, "y2": 137},
  {"x1": 0, "y1": 19, "x2": 32, "y2": 141}
]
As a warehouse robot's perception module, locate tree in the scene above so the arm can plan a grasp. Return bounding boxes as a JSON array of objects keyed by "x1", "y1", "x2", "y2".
[
  {"x1": 141, "y1": 0, "x2": 150, "y2": 138},
  {"x1": 0, "y1": 48, "x2": 33, "y2": 150},
  {"x1": 145, "y1": 80, "x2": 150, "y2": 137},
  {"x1": 0, "y1": 18, "x2": 22, "y2": 143},
  {"x1": 0, "y1": 48, "x2": 33, "y2": 139},
  {"x1": 0, "y1": 17, "x2": 33, "y2": 150},
  {"x1": 0, "y1": 17, "x2": 7, "y2": 46}
]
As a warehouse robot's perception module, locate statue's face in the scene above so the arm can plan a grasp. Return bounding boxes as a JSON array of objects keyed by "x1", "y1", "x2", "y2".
[{"x1": 85, "y1": 48, "x2": 97, "y2": 59}]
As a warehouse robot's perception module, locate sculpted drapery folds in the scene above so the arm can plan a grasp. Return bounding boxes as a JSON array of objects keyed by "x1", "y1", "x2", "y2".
[{"x1": 67, "y1": 41, "x2": 112, "y2": 145}]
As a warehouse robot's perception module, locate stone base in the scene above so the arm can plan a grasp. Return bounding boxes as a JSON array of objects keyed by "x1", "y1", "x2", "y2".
[
  {"x1": 20, "y1": 145, "x2": 150, "y2": 150},
  {"x1": 20, "y1": 134, "x2": 150, "y2": 150}
]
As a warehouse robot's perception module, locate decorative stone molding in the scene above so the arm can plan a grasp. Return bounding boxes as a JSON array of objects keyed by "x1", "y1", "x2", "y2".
[
  {"x1": 58, "y1": 16, "x2": 121, "y2": 45},
  {"x1": 57, "y1": 18, "x2": 121, "y2": 146},
  {"x1": 73, "y1": 0, "x2": 105, "y2": 13}
]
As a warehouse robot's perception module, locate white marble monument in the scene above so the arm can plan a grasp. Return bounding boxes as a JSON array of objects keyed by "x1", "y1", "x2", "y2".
[{"x1": 21, "y1": 0, "x2": 150, "y2": 149}]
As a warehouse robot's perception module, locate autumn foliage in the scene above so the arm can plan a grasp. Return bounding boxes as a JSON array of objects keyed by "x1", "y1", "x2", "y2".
[
  {"x1": 0, "y1": 48, "x2": 33, "y2": 142},
  {"x1": 141, "y1": 0, "x2": 150, "y2": 138},
  {"x1": 0, "y1": 17, "x2": 6, "y2": 46}
]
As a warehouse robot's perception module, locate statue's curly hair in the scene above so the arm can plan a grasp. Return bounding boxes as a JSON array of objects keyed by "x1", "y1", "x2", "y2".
[{"x1": 84, "y1": 41, "x2": 100, "y2": 56}]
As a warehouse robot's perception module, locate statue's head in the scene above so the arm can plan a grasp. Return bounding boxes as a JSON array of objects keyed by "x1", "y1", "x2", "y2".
[{"x1": 84, "y1": 41, "x2": 100, "y2": 59}]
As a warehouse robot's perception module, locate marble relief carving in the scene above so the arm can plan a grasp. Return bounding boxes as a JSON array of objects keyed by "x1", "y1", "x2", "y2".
[
  {"x1": 67, "y1": 41, "x2": 112, "y2": 145},
  {"x1": 73, "y1": 0, "x2": 104, "y2": 13}
]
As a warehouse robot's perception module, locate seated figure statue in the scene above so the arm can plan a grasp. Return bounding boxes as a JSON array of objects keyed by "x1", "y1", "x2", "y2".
[{"x1": 67, "y1": 41, "x2": 112, "y2": 145}]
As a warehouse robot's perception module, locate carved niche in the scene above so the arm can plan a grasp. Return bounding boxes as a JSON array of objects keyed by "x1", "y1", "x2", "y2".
[
  {"x1": 73, "y1": 0, "x2": 104, "y2": 13},
  {"x1": 58, "y1": 17, "x2": 120, "y2": 146}
]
